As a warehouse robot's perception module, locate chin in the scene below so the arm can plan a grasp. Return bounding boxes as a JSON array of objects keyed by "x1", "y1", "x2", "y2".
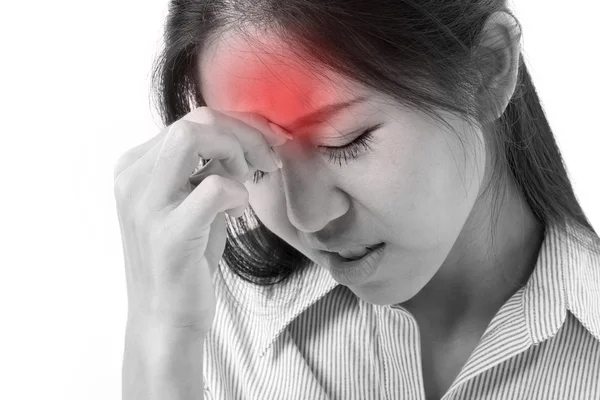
[{"x1": 347, "y1": 281, "x2": 422, "y2": 307}]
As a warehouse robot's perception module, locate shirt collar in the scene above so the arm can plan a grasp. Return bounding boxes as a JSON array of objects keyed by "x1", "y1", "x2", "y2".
[
  {"x1": 219, "y1": 221, "x2": 600, "y2": 358},
  {"x1": 513, "y1": 221, "x2": 600, "y2": 346}
]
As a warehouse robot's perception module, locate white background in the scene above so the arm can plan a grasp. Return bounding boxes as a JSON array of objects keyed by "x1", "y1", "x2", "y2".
[{"x1": 0, "y1": 1, "x2": 598, "y2": 399}]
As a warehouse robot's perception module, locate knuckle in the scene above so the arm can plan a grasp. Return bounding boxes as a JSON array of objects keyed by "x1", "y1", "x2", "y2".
[
  {"x1": 113, "y1": 151, "x2": 134, "y2": 182},
  {"x1": 246, "y1": 139, "x2": 264, "y2": 155},
  {"x1": 169, "y1": 120, "x2": 195, "y2": 144},
  {"x1": 191, "y1": 106, "x2": 216, "y2": 123},
  {"x1": 180, "y1": 107, "x2": 216, "y2": 130},
  {"x1": 201, "y1": 174, "x2": 229, "y2": 197},
  {"x1": 113, "y1": 169, "x2": 131, "y2": 203}
]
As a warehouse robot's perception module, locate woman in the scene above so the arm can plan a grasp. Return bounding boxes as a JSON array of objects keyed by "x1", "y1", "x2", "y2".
[{"x1": 114, "y1": 0, "x2": 600, "y2": 399}]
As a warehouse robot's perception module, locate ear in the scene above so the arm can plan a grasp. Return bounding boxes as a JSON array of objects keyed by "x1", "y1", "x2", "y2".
[{"x1": 475, "y1": 11, "x2": 522, "y2": 122}]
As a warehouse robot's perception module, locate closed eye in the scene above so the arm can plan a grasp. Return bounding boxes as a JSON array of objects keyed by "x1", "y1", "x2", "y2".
[
  {"x1": 252, "y1": 123, "x2": 383, "y2": 183},
  {"x1": 319, "y1": 123, "x2": 381, "y2": 166}
]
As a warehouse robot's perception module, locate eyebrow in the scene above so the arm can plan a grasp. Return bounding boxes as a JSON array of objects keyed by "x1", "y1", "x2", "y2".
[{"x1": 281, "y1": 95, "x2": 368, "y2": 133}]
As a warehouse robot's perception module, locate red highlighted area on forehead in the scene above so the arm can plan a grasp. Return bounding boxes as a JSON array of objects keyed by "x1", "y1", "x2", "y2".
[
  {"x1": 201, "y1": 37, "x2": 358, "y2": 141},
  {"x1": 223, "y1": 59, "x2": 341, "y2": 139}
]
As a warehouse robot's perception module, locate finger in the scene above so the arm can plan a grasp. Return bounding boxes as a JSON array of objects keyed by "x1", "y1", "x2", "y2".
[
  {"x1": 205, "y1": 212, "x2": 227, "y2": 279},
  {"x1": 148, "y1": 117, "x2": 249, "y2": 205},
  {"x1": 188, "y1": 158, "x2": 255, "y2": 187},
  {"x1": 182, "y1": 107, "x2": 286, "y2": 174},
  {"x1": 215, "y1": 109, "x2": 293, "y2": 147},
  {"x1": 148, "y1": 106, "x2": 285, "y2": 208},
  {"x1": 168, "y1": 174, "x2": 249, "y2": 240},
  {"x1": 113, "y1": 126, "x2": 171, "y2": 183}
]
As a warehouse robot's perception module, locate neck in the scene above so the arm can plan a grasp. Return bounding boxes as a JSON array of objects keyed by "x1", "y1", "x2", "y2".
[{"x1": 399, "y1": 177, "x2": 545, "y2": 340}]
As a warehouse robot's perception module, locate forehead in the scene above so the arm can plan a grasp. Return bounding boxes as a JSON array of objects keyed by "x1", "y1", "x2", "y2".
[{"x1": 198, "y1": 30, "x2": 362, "y2": 128}]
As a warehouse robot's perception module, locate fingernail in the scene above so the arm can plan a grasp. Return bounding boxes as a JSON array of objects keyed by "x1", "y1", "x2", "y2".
[
  {"x1": 270, "y1": 148, "x2": 283, "y2": 169},
  {"x1": 268, "y1": 122, "x2": 294, "y2": 140}
]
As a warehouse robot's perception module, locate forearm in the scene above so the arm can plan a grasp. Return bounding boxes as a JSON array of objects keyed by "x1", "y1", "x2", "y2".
[{"x1": 122, "y1": 315, "x2": 207, "y2": 400}]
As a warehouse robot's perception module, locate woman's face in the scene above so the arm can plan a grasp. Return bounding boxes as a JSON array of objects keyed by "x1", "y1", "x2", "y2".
[{"x1": 199, "y1": 32, "x2": 488, "y2": 305}]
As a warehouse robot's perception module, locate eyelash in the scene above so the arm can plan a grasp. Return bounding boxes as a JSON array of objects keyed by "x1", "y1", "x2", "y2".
[{"x1": 252, "y1": 123, "x2": 381, "y2": 184}]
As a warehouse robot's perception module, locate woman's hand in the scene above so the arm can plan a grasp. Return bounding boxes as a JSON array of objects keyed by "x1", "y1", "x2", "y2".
[
  {"x1": 115, "y1": 107, "x2": 289, "y2": 399},
  {"x1": 113, "y1": 106, "x2": 289, "y2": 331}
]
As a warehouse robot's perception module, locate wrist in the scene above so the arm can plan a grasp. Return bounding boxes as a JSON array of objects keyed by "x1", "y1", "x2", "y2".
[
  {"x1": 123, "y1": 315, "x2": 207, "y2": 399},
  {"x1": 127, "y1": 301, "x2": 214, "y2": 332},
  {"x1": 126, "y1": 311, "x2": 209, "y2": 352}
]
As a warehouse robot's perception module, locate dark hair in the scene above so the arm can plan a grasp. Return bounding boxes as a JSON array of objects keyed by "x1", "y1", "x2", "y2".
[{"x1": 151, "y1": 0, "x2": 600, "y2": 287}]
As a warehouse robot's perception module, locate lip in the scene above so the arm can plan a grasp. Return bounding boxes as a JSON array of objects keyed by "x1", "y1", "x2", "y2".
[{"x1": 320, "y1": 242, "x2": 386, "y2": 285}]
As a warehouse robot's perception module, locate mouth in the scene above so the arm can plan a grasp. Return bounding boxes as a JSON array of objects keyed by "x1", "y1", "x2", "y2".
[
  {"x1": 319, "y1": 242, "x2": 387, "y2": 285},
  {"x1": 330, "y1": 242, "x2": 386, "y2": 262}
]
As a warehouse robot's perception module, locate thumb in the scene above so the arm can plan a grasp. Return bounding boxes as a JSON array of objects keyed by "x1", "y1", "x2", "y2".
[{"x1": 204, "y1": 211, "x2": 228, "y2": 279}]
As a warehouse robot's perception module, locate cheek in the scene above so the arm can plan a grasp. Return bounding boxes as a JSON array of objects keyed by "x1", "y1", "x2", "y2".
[{"x1": 363, "y1": 125, "x2": 485, "y2": 250}]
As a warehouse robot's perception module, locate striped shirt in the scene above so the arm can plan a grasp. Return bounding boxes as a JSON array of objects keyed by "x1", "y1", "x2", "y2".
[{"x1": 202, "y1": 222, "x2": 600, "y2": 399}]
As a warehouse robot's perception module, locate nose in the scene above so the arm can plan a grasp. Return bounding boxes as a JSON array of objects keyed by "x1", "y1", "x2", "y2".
[{"x1": 277, "y1": 149, "x2": 350, "y2": 233}]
